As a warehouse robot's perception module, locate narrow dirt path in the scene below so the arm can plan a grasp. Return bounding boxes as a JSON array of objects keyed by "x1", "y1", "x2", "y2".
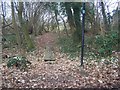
[
  {"x1": 36, "y1": 32, "x2": 58, "y2": 48},
  {"x1": 1, "y1": 32, "x2": 120, "y2": 89}
]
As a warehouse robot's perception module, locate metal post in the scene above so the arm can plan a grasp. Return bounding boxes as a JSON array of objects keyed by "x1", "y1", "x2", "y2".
[{"x1": 81, "y1": 3, "x2": 85, "y2": 67}]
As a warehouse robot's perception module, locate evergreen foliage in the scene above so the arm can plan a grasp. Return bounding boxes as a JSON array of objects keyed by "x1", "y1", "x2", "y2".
[{"x1": 7, "y1": 56, "x2": 31, "y2": 71}]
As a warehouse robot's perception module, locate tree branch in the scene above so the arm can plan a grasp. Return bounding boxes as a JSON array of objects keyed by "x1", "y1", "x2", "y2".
[{"x1": 2, "y1": 23, "x2": 13, "y2": 29}]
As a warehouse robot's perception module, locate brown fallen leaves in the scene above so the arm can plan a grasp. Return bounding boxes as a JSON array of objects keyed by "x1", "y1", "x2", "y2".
[
  {"x1": 1, "y1": 32, "x2": 120, "y2": 89},
  {"x1": 1, "y1": 48, "x2": 120, "y2": 89}
]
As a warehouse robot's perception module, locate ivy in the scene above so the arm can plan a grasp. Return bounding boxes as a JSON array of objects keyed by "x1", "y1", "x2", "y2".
[{"x1": 7, "y1": 56, "x2": 31, "y2": 71}]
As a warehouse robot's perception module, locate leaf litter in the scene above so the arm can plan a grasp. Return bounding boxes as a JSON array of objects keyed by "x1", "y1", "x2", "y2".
[{"x1": 1, "y1": 33, "x2": 120, "y2": 89}]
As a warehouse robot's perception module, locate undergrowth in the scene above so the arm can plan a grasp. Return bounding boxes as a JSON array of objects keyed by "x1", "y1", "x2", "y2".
[
  {"x1": 58, "y1": 36, "x2": 80, "y2": 59},
  {"x1": 58, "y1": 30, "x2": 119, "y2": 60},
  {"x1": 7, "y1": 56, "x2": 31, "y2": 71}
]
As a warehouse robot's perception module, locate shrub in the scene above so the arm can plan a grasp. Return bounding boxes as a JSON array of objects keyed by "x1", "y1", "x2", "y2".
[
  {"x1": 95, "y1": 31, "x2": 118, "y2": 57},
  {"x1": 58, "y1": 31, "x2": 118, "y2": 59},
  {"x1": 58, "y1": 36, "x2": 80, "y2": 59},
  {"x1": 7, "y1": 56, "x2": 31, "y2": 71},
  {"x1": 2, "y1": 34, "x2": 17, "y2": 48}
]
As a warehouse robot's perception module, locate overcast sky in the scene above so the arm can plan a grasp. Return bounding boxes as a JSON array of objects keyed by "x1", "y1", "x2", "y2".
[{"x1": 0, "y1": 0, "x2": 119, "y2": 19}]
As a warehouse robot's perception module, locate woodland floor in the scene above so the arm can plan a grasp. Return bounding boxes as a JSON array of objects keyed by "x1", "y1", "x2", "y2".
[{"x1": 0, "y1": 32, "x2": 120, "y2": 89}]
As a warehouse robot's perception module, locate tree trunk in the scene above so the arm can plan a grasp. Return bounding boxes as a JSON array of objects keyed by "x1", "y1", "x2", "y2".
[
  {"x1": 54, "y1": 9, "x2": 60, "y2": 37},
  {"x1": 96, "y1": 3, "x2": 101, "y2": 35},
  {"x1": 64, "y1": 2, "x2": 75, "y2": 32},
  {"x1": 72, "y1": 3, "x2": 81, "y2": 43},
  {"x1": 18, "y1": 2, "x2": 35, "y2": 51},
  {"x1": 11, "y1": 1, "x2": 21, "y2": 49},
  {"x1": 118, "y1": 3, "x2": 120, "y2": 52},
  {"x1": 101, "y1": 1, "x2": 110, "y2": 31},
  {"x1": 117, "y1": 3, "x2": 120, "y2": 74},
  {"x1": 59, "y1": 15, "x2": 69, "y2": 37},
  {"x1": 1, "y1": 2, "x2": 6, "y2": 35}
]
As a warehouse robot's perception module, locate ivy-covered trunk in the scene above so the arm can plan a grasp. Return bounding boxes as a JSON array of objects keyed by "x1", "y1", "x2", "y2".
[{"x1": 18, "y1": 2, "x2": 35, "y2": 51}]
